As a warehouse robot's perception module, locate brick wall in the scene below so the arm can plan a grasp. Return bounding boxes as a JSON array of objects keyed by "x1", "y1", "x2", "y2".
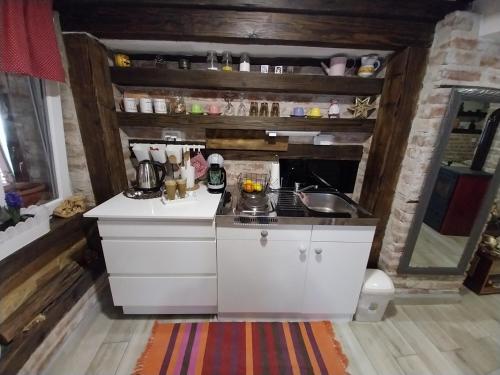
[{"x1": 379, "y1": 11, "x2": 500, "y2": 293}]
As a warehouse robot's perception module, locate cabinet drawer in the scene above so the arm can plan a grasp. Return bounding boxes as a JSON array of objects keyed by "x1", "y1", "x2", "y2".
[
  {"x1": 102, "y1": 240, "x2": 216, "y2": 274},
  {"x1": 311, "y1": 226, "x2": 375, "y2": 242},
  {"x1": 109, "y1": 276, "x2": 217, "y2": 307},
  {"x1": 98, "y1": 219, "x2": 215, "y2": 239},
  {"x1": 217, "y1": 225, "x2": 311, "y2": 241}
]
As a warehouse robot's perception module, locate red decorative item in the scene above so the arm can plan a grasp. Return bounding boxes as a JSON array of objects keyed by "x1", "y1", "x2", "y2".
[
  {"x1": 0, "y1": 0, "x2": 65, "y2": 82},
  {"x1": 190, "y1": 152, "x2": 209, "y2": 179}
]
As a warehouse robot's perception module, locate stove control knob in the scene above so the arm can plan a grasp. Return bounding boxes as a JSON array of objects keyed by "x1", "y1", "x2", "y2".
[
  {"x1": 314, "y1": 248, "x2": 323, "y2": 255},
  {"x1": 299, "y1": 246, "x2": 307, "y2": 254},
  {"x1": 260, "y1": 230, "x2": 269, "y2": 238}
]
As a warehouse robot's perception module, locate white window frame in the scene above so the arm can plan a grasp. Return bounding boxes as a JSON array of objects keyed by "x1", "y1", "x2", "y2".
[{"x1": 44, "y1": 80, "x2": 72, "y2": 213}]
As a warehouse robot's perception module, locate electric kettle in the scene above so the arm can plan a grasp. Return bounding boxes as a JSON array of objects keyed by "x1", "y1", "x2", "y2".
[{"x1": 136, "y1": 160, "x2": 166, "y2": 191}]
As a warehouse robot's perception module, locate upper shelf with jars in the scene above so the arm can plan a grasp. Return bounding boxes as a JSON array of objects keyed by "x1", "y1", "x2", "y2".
[{"x1": 109, "y1": 51, "x2": 385, "y2": 96}]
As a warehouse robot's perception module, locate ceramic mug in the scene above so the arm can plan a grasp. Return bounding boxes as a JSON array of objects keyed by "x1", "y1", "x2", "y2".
[
  {"x1": 123, "y1": 97, "x2": 138, "y2": 113},
  {"x1": 139, "y1": 97, "x2": 153, "y2": 113},
  {"x1": 153, "y1": 98, "x2": 167, "y2": 114},
  {"x1": 191, "y1": 103, "x2": 203, "y2": 114},
  {"x1": 321, "y1": 55, "x2": 355, "y2": 76},
  {"x1": 308, "y1": 107, "x2": 321, "y2": 117},
  {"x1": 208, "y1": 104, "x2": 221, "y2": 115},
  {"x1": 292, "y1": 107, "x2": 305, "y2": 117},
  {"x1": 358, "y1": 55, "x2": 381, "y2": 77}
]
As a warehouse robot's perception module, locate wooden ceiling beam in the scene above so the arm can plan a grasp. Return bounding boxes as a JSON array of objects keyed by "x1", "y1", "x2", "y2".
[
  {"x1": 57, "y1": 7, "x2": 436, "y2": 49},
  {"x1": 54, "y1": 0, "x2": 471, "y2": 22}
]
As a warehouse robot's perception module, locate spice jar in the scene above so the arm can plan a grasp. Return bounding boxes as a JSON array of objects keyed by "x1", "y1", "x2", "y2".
[
  {"x1": 239, "y1": 53, "x2": 250, "y2": 72},
  {"x1": 271, "y1": 102, "x2": 280, "y2": 117},
  {"x1": 259, "y1": 102, "x2": 269, "y2": 117},
  {"x1": 207, "y1": 50, "x2": 219, "y2": 71},
  {"x1": 172, "y1": 96, "x2": 186, "y2": 114},
  {"x1": 221, "y1": 51, "x2": 233, "y2": 72},
  {"x1": 249, "y1": 102, "x2": 258, "y2": 116}
]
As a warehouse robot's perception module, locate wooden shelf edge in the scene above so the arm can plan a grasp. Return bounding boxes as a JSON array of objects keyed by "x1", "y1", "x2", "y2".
[
  {"x1": 117, "y1": 113, "x2": 375, "y2": 133},
  {"x1": 110, "y1": 67, "x2": 384, "y2": 96},
  {"x1": 208, "y1": 144, "x2": 363, "y2": 161}
]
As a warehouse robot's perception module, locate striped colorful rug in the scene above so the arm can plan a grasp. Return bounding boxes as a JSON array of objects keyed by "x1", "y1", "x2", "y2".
[{"x1": 134, "y1": 321, "x2": 348, "y2": 375}]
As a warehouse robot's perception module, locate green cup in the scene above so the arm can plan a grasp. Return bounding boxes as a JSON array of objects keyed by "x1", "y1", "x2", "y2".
[{"x1": 191, "y1": 103, "x2": 203, "y2": 114}]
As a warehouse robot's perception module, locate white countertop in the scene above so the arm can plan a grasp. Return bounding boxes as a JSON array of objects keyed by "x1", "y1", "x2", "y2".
[{"x1": 84, "y1": 184, "x2": 221, "y2": 220}]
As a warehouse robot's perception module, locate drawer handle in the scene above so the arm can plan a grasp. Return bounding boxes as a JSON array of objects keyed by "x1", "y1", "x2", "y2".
[
  {"x1": 299, "y1": 246, "x2": 307, "y2": 254},
  {"x1": 261, "y1": 230, "x2": 269, "y2": 238},
  {"x1": 314, "y1": 248, "x2": 323, "y2": 255}
]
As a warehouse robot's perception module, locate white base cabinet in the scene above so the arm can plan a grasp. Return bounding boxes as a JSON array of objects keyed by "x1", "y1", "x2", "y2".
[
  {"x1": 97, "y1": 219, "x2": 218, "y2": 314},
  {"x1": 217, "y1": 225, "x2": 375, "y2": 322}
]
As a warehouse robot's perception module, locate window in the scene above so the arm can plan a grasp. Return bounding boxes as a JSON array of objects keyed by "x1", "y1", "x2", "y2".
[{"x1": 0, "y1": 72, "x2": 71, "y2": 212}]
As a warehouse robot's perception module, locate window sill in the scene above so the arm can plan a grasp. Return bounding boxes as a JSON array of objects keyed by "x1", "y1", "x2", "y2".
[{"x1": 0, "y1": 206, "x2": 50, "y2": 262}]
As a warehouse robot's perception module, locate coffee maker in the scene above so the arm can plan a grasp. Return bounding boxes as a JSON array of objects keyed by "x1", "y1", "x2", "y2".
[{"x1": 206, "y1": 153, "x2": 226, "y2": 193}]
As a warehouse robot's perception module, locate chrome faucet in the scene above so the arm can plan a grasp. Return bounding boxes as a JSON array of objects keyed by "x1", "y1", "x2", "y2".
[{"x1": 294, "y1": 183, "x2": 318, "y2": 193}]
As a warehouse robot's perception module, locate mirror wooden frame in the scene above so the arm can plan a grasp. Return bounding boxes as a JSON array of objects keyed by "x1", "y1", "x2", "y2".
[{"x1": 398, "y1": 87, "x2": 500, "y2": 275}]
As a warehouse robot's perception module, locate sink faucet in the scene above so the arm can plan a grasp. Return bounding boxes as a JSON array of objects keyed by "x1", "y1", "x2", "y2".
[{"x1": 294, "y1": 183, "x2": 318, "y2": 193}]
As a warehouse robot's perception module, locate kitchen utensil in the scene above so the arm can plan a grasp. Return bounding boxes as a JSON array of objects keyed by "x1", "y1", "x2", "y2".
[
  {"x1": 207, "y1": 153, "x2": 226, "y2": 193},
  {"x1": 164, "y1": 179, "x2": 177, "y2": 200},
  {"x1": 221, "y1": 51, "x2": 233, "y2": 71},
  {"x1": 239, "y1": 53, "x2": 250, "y2": 72},
  {"x1": 321, "y1": 55, "x2": 354, "y2": 76},
  {"x1": 153, "y1": 98, "x2": 167, "y2": 114},
  {"x1": 207, "y1": 50, "x2": 219, "y2": 70},
  {"x1": 238, "y1": 172, "x2": 269, "y2": 195},
  {"x1": 139, "y1": 97, "x2": 153, "y2": 113},
  {"x1": 358, "y1": 54, "x2": 381, "y2": 77},
  {"x1": 136, "y1": 160, "x2": 166, "y2": 191}
]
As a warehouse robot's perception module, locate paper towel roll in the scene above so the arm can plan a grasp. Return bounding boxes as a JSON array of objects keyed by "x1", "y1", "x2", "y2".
[
  {"x1": 132, "y1": 144, "x2": 150, "y2": 161},
  {"x1": 186, "y1": 165, "x2": 195, "y2": 189},
  {"x1": 269, "y1": 161, "x2": 280, "y2": 190}
]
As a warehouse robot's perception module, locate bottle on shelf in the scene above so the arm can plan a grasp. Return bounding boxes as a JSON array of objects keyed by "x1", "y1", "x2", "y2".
[{"x1": 239, "y1": 53, "x2": 250, "y2": 72}]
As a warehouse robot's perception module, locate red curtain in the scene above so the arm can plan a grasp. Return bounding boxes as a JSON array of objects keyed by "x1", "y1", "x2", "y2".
[{"x1": 0, "y1": 0, "x2": 64, "y2": 82}]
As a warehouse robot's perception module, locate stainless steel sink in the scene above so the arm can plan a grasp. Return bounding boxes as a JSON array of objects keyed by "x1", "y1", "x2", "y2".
[{"x1": 297, "y1": 192, "x2": 357, "y2": 216}]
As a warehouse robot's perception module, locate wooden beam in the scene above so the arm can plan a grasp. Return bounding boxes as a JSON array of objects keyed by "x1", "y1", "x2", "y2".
[
  {"x1": 0, "y1": 215, "x2": 90, "y2": 296},
  {"x1": 0, "y1": 262, "x2": 84, "y2": 344},
  {"x1": 54, "y1": 0, "x2": 471, "y2": 22},
  {"x1": 0, "y1": 264, "x2": 102, "y2": 375},
  {"x1": 359, "y1": 47, "x2": 429, "y2": 267},
  {"x1": 208, "y1": 144, "x2": 363, "y2": 161},
  {"x1": 117, "y1": 113, "x2": 376, "y2": 133},
  {"x1": 64, "y1": 34, "x2": 128, "y2": 204},
  {"x1": 58, "y1": 7, "x2": 435, "y2": 49},
  {"x1": 110, "y1": 68, "x2": 384, "y2": 96}
]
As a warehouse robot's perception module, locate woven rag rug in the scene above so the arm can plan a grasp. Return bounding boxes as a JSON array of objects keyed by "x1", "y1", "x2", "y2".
[{"x1": 134, "y1": 321, "x2": 348, "y2": 375}]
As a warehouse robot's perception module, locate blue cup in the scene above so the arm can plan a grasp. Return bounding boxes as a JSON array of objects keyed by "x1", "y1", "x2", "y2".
[{"x1": 292, "y1": 107, "x2": 305, "y2": 117}]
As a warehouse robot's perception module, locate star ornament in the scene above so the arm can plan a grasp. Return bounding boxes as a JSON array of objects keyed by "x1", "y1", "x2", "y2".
[{"x1": 348, "y1": 97, "x2": 377, "y2": 119}]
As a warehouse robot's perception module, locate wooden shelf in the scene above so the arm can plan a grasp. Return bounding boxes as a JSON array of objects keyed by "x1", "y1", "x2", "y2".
[
  {"x1": 209, "y1": 144, "x2": 364, "y2": 161},
  {"x1": 110, "y1": 67, "x2": 384, "y2": 96},
  {"x1": 116, "y1": 113, "x2": 375, "y2": 133}
]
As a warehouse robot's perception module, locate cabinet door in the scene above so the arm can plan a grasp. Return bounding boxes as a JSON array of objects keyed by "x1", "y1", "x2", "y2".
[
  {"x1": 217, "y1": 239, "x2": 308, "y2": 313},
  {"x1": 303, "y1": 242, "x2": 371, "y2": 318}
]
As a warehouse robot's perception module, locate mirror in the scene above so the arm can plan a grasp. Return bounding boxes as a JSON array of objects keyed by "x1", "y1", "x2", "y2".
[{"x1": 400, "y1": 88, "x2": 500, "y2": 274}]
